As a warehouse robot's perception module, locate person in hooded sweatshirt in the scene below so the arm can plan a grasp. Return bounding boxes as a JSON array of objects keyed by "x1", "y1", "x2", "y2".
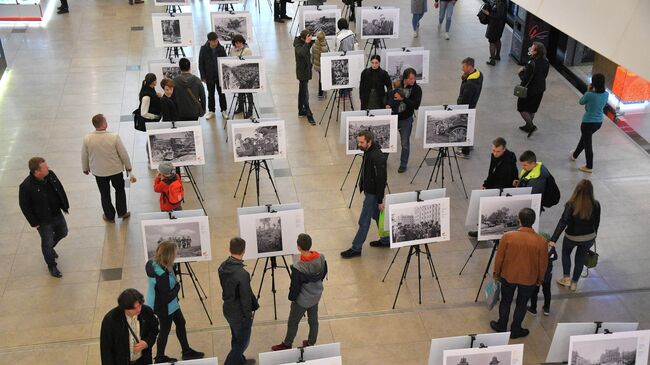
[
  {"x1": 359, "y1": 54, "x2": 392, "y2": 110},
  {"x1": 172, "y1": 58, "x2": 206, "y2": 121},
  {"x1": 153, "y1": 161, "x2": 183, "y2": 212},
  {"x1": 219, "y1": 237, "x2": 259, "y2": 365},
  {"x1": 145, "y1": 241, "x2": 204, "y2": 363},
  {"x1": 271, "y1": 234, "x2": 328, "y2": 351}
]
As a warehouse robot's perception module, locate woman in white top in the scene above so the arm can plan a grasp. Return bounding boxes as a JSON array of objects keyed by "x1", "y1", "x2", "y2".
[
  {"x1": 228, "y1": 34, "x2": 255, "y2": 118},
  {"x1": 139, "y1": 73, "x2": 161, "y2": 121}
]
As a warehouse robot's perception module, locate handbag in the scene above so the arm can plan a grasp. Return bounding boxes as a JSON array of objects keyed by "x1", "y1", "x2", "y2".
[
  {"x1": 485, "y1": 278, "x2": 501, "y2": 310},
  {"x1": 514, "y1": 61, "x2": 536, "y2": 98},
  {"x1": 477, "y1": 4, "x2": 489, "y2": 25},
  {"x1": 585, "y1": 240, "x2": 598, "y2": 269},
  {"x1": 132, "y1": 108, "x2": 147, "y2": 132}
]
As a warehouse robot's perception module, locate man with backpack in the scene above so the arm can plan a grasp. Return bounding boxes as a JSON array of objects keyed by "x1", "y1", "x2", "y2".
[
  {"x1": 513, "y1": 150, "x2": 560, "y2": 209},
  {"x1": 154, "y1": 162, "x2": 184, "y2": 212}
]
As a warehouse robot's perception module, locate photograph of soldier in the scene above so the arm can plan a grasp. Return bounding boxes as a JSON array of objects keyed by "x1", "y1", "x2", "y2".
[
  {"x1": 391, "y1": 202, "x2": 442, "y2": 244},
  {"x1": 362, "y1": 12, "x2": 395, "y2": 37},
  {"x1": 425, "y1": 112, "x2": 469, "y2": 144},
  {"x1": 214, "y1": 14, "x2": 250, "y2": 42},
  {"x1": 149, "y1": 130, "x2": 197, "y2": 165},
  {"x1": 161, "y1": 19, "x2": 182, "y2": 44},
  {"x1": 347, "y1": 120, "x2": 391, "y2": 152},
  {"x1": 256, "y1": 216, "x2": 283, "y2": 254},
  {"x1": 222, "y1": 61, "x2": 261, "y2": 91},
  {"x1": 162, "y1": 65, "x2": 181, "y2": 80},
  {"x1": 386, "y1": 53, "x2": 424, "y2": 81},
  {"x1": 303, "y1": 10, "x2": 337, "y2": 37},
  {"x1": 145, "y1": 221, "x2": 203, "y2": 260},
  {"x1": 234, "y1": 125, "x2": 280, "y2": 159},
  {"x1": 479, "y1": 199, "x2": 531, "y2": 236}
]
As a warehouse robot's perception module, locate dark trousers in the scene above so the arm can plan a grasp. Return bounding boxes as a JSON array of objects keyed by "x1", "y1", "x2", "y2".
[
  {"x1": 225, "y1": 317, "x2": 253, "y2": 365},
  {"x1": 283, "y1": 302, "x2": 319, "y2": 347},
  {"x1": 497, "y1": 278, "x2": 535, "y2": 332},
  {"x1": 529, "y1": 268, "x2": 552, "y2": 311},
  {"x1": 562, "y1": 237, "x2": 594, "y2": 282},
  {"x1": 348, "y1": 0, "x2": 362, "y2": 21},
  {"x1": 298, "y1": 80, "x2": 311, "y2": 116},
  {"x1": 573, "y1": 122, "x2": 601, "y2": 169},
  {"x1": 274, "y1": 0, "x2": 287, "y2": 18},
  {"x1": 398, "y1": 116, "x2": 413, "y2": 169},
  {"x1": 60, "y1": 0, "x2": 68, "y2": 9},
  {"x1": 157, "y1": 309, "x2": 190, "y2": 359},
  {"x1": 207, "y1": 79, "x2": 227, "y2": 112},
  {"x1": 95, "y1": 173, "x2": 127, "y2": 220},
  {"x1": 38, "y1": 214, "x2": 68, "y2": 268}
]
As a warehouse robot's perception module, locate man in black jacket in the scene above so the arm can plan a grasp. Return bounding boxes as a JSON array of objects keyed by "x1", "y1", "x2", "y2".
[
  {"x1": 219, "y1": 237, "x2": 259, "y2": 365},
  {"x1": 173, "y1": 58, "x2": 206, "y2": 121},
  {"x1": 19, "y1": 157, "x2": 69, "y2": 278},
  {"x1": 294, "y1": 30, "x2": 316, "y2": 125},
  {"x1": 393, "y1": 68, "x2": 422, "y2": 173},
  {"x1": 160, "y1": 78, "x2": 178, "y2": 122},
  {"x1": 100, "y1": 289, "x2": 159, "y2": 365},
  {"x1": 341, "y1": 130, "x2": 388, "y2": 257},
  {"x1": 198, "y1": 32, "x2": 228, "y2": 120},
  {"x1": 456, "y1": 57, "x2": 483, "y2": 158}
]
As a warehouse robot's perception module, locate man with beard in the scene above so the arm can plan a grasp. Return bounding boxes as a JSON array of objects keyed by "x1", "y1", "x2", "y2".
[{"x1": 341, "y1": 130, "x2": 388, "y2": 257}]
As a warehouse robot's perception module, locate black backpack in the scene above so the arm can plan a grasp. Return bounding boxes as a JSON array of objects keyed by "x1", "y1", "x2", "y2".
[{"x1": 542, "y1": 173, "x2": 561, "y2": 208}]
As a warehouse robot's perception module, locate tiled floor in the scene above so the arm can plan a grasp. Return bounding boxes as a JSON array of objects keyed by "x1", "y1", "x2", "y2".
[{"x1": 0, "y1": 1, "x2": 649, "y2": 364}]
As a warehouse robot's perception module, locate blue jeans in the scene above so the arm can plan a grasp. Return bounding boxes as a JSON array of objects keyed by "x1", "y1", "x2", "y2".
[
  {"x1": 562, "y1": 237, "x2": 594, "y2": 282},
  {"x1": 351, "y1": 193, "x2": 389, "y2": 252},
  {"x1": 37, "y1": 213, "x2": 68, "y2": 267},
  {"x1": 398, "y1": 117, "x2": 413, "y2": 169},
  {"x1": 439, "y1": 1, "x2": 454, "y2": 32},
  {"x1": 225, "y1": 317, "x2": 253, "y2": 365},
  {"x1": 412, "y1": 13, "x2": 424, "y2": 31}
]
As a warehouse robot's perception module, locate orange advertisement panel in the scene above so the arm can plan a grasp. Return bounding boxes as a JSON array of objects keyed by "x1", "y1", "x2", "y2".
[{"x1": 612, "y1": 66, "x2": 650, "y2": 103}]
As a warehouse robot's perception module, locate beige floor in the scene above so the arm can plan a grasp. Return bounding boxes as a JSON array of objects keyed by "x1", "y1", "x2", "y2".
[{"x1": 1, "y1": 0, "x2": 649, "y2": 364}]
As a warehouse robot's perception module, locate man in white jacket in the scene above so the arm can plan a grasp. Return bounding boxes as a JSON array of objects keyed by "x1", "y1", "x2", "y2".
[
  {"x1": 81, "y1": 114, "x2": 132, "y2": 223},
  {"x1": 335, "y1": 18, "x2": 357, "y2": 52}
]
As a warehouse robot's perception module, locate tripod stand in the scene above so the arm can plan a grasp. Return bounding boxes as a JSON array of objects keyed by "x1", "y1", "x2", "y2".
[
  {"x1": 319, "y1": 89, "x2": 354, "y2": 137},
  {"x1": 216, "y1": 3, "x2": 235, "y2": 12},
  {"x1": 165, "y1": 5, "x2": 182, "y2": 13},
  {"x1": 472, "y1": 239, "x2": 499, "y2": 302},
  {"x1": 410, "y1": 147, "x2": 468, "y2": 199},
  {"x1": 384, "y1": 244, "x2": 446, "y2": 309},
  {"x1": 165, "y1": 46, "x2": 186, "y2": 60},
  {"x1": 182, "y1": 166, "x2": 207, "y2": 215},
  {"x1": 234, "y1": 159, "x2": 281, "y2": 207},
  {"x1": 252, "y1": 256, "x2": 291, "y2": 320},
  {"x1": 225, "y1": 94, "x2": 260, "y2": 142},
  {"x1": 174, "y1": 262, "x2": 213, "y2": 324},
  {"x1": 365, "y1": 38, "x2": 387, "y2": 67},
  {"x1": 247, "y1": 0, "x2": 272, "y2": 13}
]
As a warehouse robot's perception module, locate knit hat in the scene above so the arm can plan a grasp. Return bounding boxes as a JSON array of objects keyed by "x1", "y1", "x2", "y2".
[{"x1": 158, "y1": 161, "x2": 174, "y2": 176}]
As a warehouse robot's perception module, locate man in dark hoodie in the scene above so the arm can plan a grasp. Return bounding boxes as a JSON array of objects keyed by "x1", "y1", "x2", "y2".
[
  {"x1": 456, "y1": 57, "x2": 483, "y2": 158},
  {"x1": 272, "y1": 233, "x2": 327, "y2": 351},
  {"x1": 199, "y1": 32, "x2": 228, "y2": 120},
  {"x1": 173, "y1": 58, "x2": 206, "y2": 121},
  {"x1": 391, "y1": 68, "x2": 422, "y2": 173},
  {"x1": 294, "y1": 29, "x2": 316, "y2": 125},
  {"x1": 341, "y1": 130, "x2": 388, "y2": 257},
  {"x1": 219, "y1": 237, "x2": 259, "y2": 365}
]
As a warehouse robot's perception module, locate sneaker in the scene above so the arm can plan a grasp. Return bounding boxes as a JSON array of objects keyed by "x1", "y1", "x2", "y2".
[
  {"x1": 155, "y1": 355, "x2": 178, "y2": 363},
  {"x1": 569, "y1": 150, "x2": 577, "y2": 161},
  {"x1": 486, "y1": 59, "x2": 496, "y2": 66},
  {"x1": 271, "y1": 343, "x2": 291, "y2": 351},
  {"x1": 102, "y1": 214, "x2": 115, "y2": 223},
  {"x1": 570, "y1": 281, "x2": 577, "y2": 291},
  {"x1": 182, "y1": 349, "x2": 205, "y2": 360},
  {"x1": 119, "y1": 212, "x2": 131, "y2": 219},
  {"x1": 527, "y1": 307, "x2": 537, "y2": 317},
  {"x1": 489, "y1": 320, "x2": 506, "y2": 333},
  {"x1": 543, "y1": 307, "x2": 550, "y2": 316},
  {"x1": 467, "y1": 231, "x2": 478, "y2": 238},
  {"x1": 444, "y1": 32, "x2": 450, "y2": 40},
  {"x1": 579, "y1": 166, "x2": 593, "y2": 173},
  {"x1": 556, "y1": 277, "x2": 571, "y2": 287},
  {"x1": 414, "y1": 28, "x2": 419, "y2": 38},
  {"x1": 455, "y1": 150, "x2": 469, "y2": 159},
  {"x1": 398, "y1": 166, "x2": 406, "y2": 173},
  {"x1": 48, "y1": 266, "x2": 63, "y2": 278},
  {"x1": 302, "y1": 340, "x2": 312, "y2": 347},
  {"x1": 204, "y1": 112, "x2": 214, "y2": 119},
  {"x1": 527, "y1": 125, "x2": 538, "y2": 138},
  {"x1": 340, "y1": 248, "x2": 361, "y2": 258},
  {"x1": 57, "y1": 8, "x2": 69, "y2": 14},
  {"x1": 281, "y1": 15, "x2": 292, "y2": 20},
  {"x1": 221, "y1": 111, "x2": 229, "y2": 120},
  {"x1": 510, "y1": 328, "x2": 530, "y2": 339},
  {"x1": 519, "y1": 125, "x2": 530, "y2": 132},
  {"x1": 369, "y1": 240, "x2": 389, "y2": 248}
]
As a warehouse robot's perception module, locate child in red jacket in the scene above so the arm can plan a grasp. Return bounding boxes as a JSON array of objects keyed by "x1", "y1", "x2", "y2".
[{"x1": 154, "y1": 162, "x2": 184, "y2": 211}]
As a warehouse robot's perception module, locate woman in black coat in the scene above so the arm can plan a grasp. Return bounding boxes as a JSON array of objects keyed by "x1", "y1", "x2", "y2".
[
  {"x1": 359, "y1": 55, "x2": 392, "y2": 110},
  {"x1": 517, "y1": 41, "x2": 549, "y2": 137},
  {"x1": 483, "y1": 0, "x2": 507, "y2": 65}
]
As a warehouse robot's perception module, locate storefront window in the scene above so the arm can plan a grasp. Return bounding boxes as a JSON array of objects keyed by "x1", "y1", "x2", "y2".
[{"x1": 563, "y1": 37, "x2": 594, "y2": 84}]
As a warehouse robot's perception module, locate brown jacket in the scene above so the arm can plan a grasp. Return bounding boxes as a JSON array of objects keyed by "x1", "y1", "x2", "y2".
[{"x1": 493, "y1": 227, "x2": 548, "y2": 286}]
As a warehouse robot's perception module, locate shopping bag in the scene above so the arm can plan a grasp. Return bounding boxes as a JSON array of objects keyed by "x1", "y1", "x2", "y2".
[
  {"x1": 485, "y1": 278, "x2": 501, "y2": 310},
  {"x1": 377, "y1": 211, "x2": 389, "y2": 239}
]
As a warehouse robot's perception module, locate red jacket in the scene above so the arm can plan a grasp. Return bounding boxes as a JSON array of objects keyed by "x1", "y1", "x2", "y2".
[{"x1": 154, "y1": 174, "x2": 182, "y2": 211}]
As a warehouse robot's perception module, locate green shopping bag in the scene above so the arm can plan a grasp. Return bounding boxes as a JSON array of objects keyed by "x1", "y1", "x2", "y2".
[{"x1": 378, "y1": 211, "x2": 389, "y2": 239}]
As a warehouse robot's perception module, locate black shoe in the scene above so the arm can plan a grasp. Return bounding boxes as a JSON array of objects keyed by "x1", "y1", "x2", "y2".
[
  {"x1": 48, "y1": 266, "x2": 63, "y2": 278},
  {"x1": 369, "y1": 240, "x2": 390, "y2": 248},
  {"x1": 543, "y1": 307, "x2": 550, "y2": 316},
  {"x1": 182, "y1": 349, "x2": 205, "y2": 360},
  {"x1": 486, "y1": 59, "x2": 496, "y2": 66},
  {"x1": 510, "y1": 328, "x2": 530, "y2": 339},
  {"x1": 281, "y1": 15, "x2": 292, "y2": 20},
  {"x1": 467, "y1": 231, "x2": 478, "y2": 238},
  {"x1": 495, "y1": 55, "x2": 501, "y2": 61},
  {"x1": 398, "y1": 166, "x2": 406, "y2": 173},
  {"x1": 57, "y1": 8, "x2": 69, "y2": 14},
  {"x1": 274, "y1": 18, "x2": 285, "y2": 23},
  {"x1": 527, "y1": 307, "x2": 537, "y2": 317},
  {"x1": 155, "y1": 356, "x2": 177, "y2": 363},
  {"x1": 53, "y1": 249, "x2": 59, "y2": 259},
  {"x1": 307, "y1": 115, "x2": 316, "y2": 125},
  {"x1": 527, "y1": 125, "x2": 538, "y2": 138},
  {"x1": 340, "y1": 248, "x2": 361, "y2": 258},
  {"x1": 490, "y1": 320, "x2": 506, "y2": 333},
  {"x1": 519, "y1": 125, "x2": 530, "y2": 132}
]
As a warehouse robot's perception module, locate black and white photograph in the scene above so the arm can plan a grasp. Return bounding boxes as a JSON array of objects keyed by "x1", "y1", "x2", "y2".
[
  {"x1": 147, "y1": 126, "x2": 205, "y2": 169},
  {"x1": 359, "y1": 7, "x2": 400, "y2": 39},
  {"x1": 231, "y1": 119, "x2": 286, "y2": 162},
  {"x1": 569, "y1": 330, "x2": 650, "y2": 365},
  {"x1": 219, "y1": 57, "x2": 266, "y2": 93},
  {"x1": 211, "y1": 12, "x2": 253, "y2": 43},
  {"x1": 152, "y1": 13, "x2": 194, "y2": 48},
  {"x1": 478, "y1": 194, "x2": 542, "y2": 241},
  {"x1": 154, "y1": 0, "x2": 189, "y2": 5},
  {"x1": 141, "y1": 215, "x2": 211, "y2": 263},
  {"x1": 149, "y1": 59, "x2": 193, "y2": 92},
  {"x1": 382, "y1": 48, "x2": 430, "y2": 83},
  {"x1": 423, "y1": 109, "x2": 476, "y2": 148},
  {"x1": 388, "y1": 198, "x2": 450, "y2": 248},
  {"x1": 238, "y1": 209, "x2": 304, "y2": 260},
  {"x1": 301, "y1": 7, "x2": 341, "y2": 39},
  {"x1": 320, "y1": 51, "x2": 365, "y2": 90},
  {"x1": 346, "y1": 114, "x2": 398, "y2": 155},
  {"x1": 331, "y1": 59, "x2": 349, "y2": 86},
  {"x1": 443, "y1": 344, "x2": 524, "y2": 365}
]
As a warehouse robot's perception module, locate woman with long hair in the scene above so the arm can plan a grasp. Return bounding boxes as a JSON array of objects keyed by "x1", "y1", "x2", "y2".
[
  {"x1": 359, "y1": 55, "x2": 392, "y2": 110},
  {"x1": 549, "y1": 179, "x2": 601, "y2": 291},
  {"x1": 139, "y1": 73, "x2": 161, "y2": 121},
  {"x1": 516, "y1": 41, "x2": 549, "y2": 137},
  {"x1": 145, "y1": 241, "x2": 204, "y2": 362}
]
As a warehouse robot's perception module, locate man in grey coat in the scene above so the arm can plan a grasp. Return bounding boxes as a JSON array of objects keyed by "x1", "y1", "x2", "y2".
[{"x1": 272, "y1": 234, "x2": 327, "y2": 350}]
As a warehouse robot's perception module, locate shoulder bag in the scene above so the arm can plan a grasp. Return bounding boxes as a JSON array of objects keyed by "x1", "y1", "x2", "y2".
[
  {"x1": 585, "y1": 241, "x2": 598, "y2": 268},
  {"x1": 132, "y1": 108, "x2": 147, "y2": 132},
  {"x1": 186, "y1": 87, "x2": 204, "y2": 113},
  {"x1": 514, "y1": 61, "x2": 535, "y2": 98}
]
